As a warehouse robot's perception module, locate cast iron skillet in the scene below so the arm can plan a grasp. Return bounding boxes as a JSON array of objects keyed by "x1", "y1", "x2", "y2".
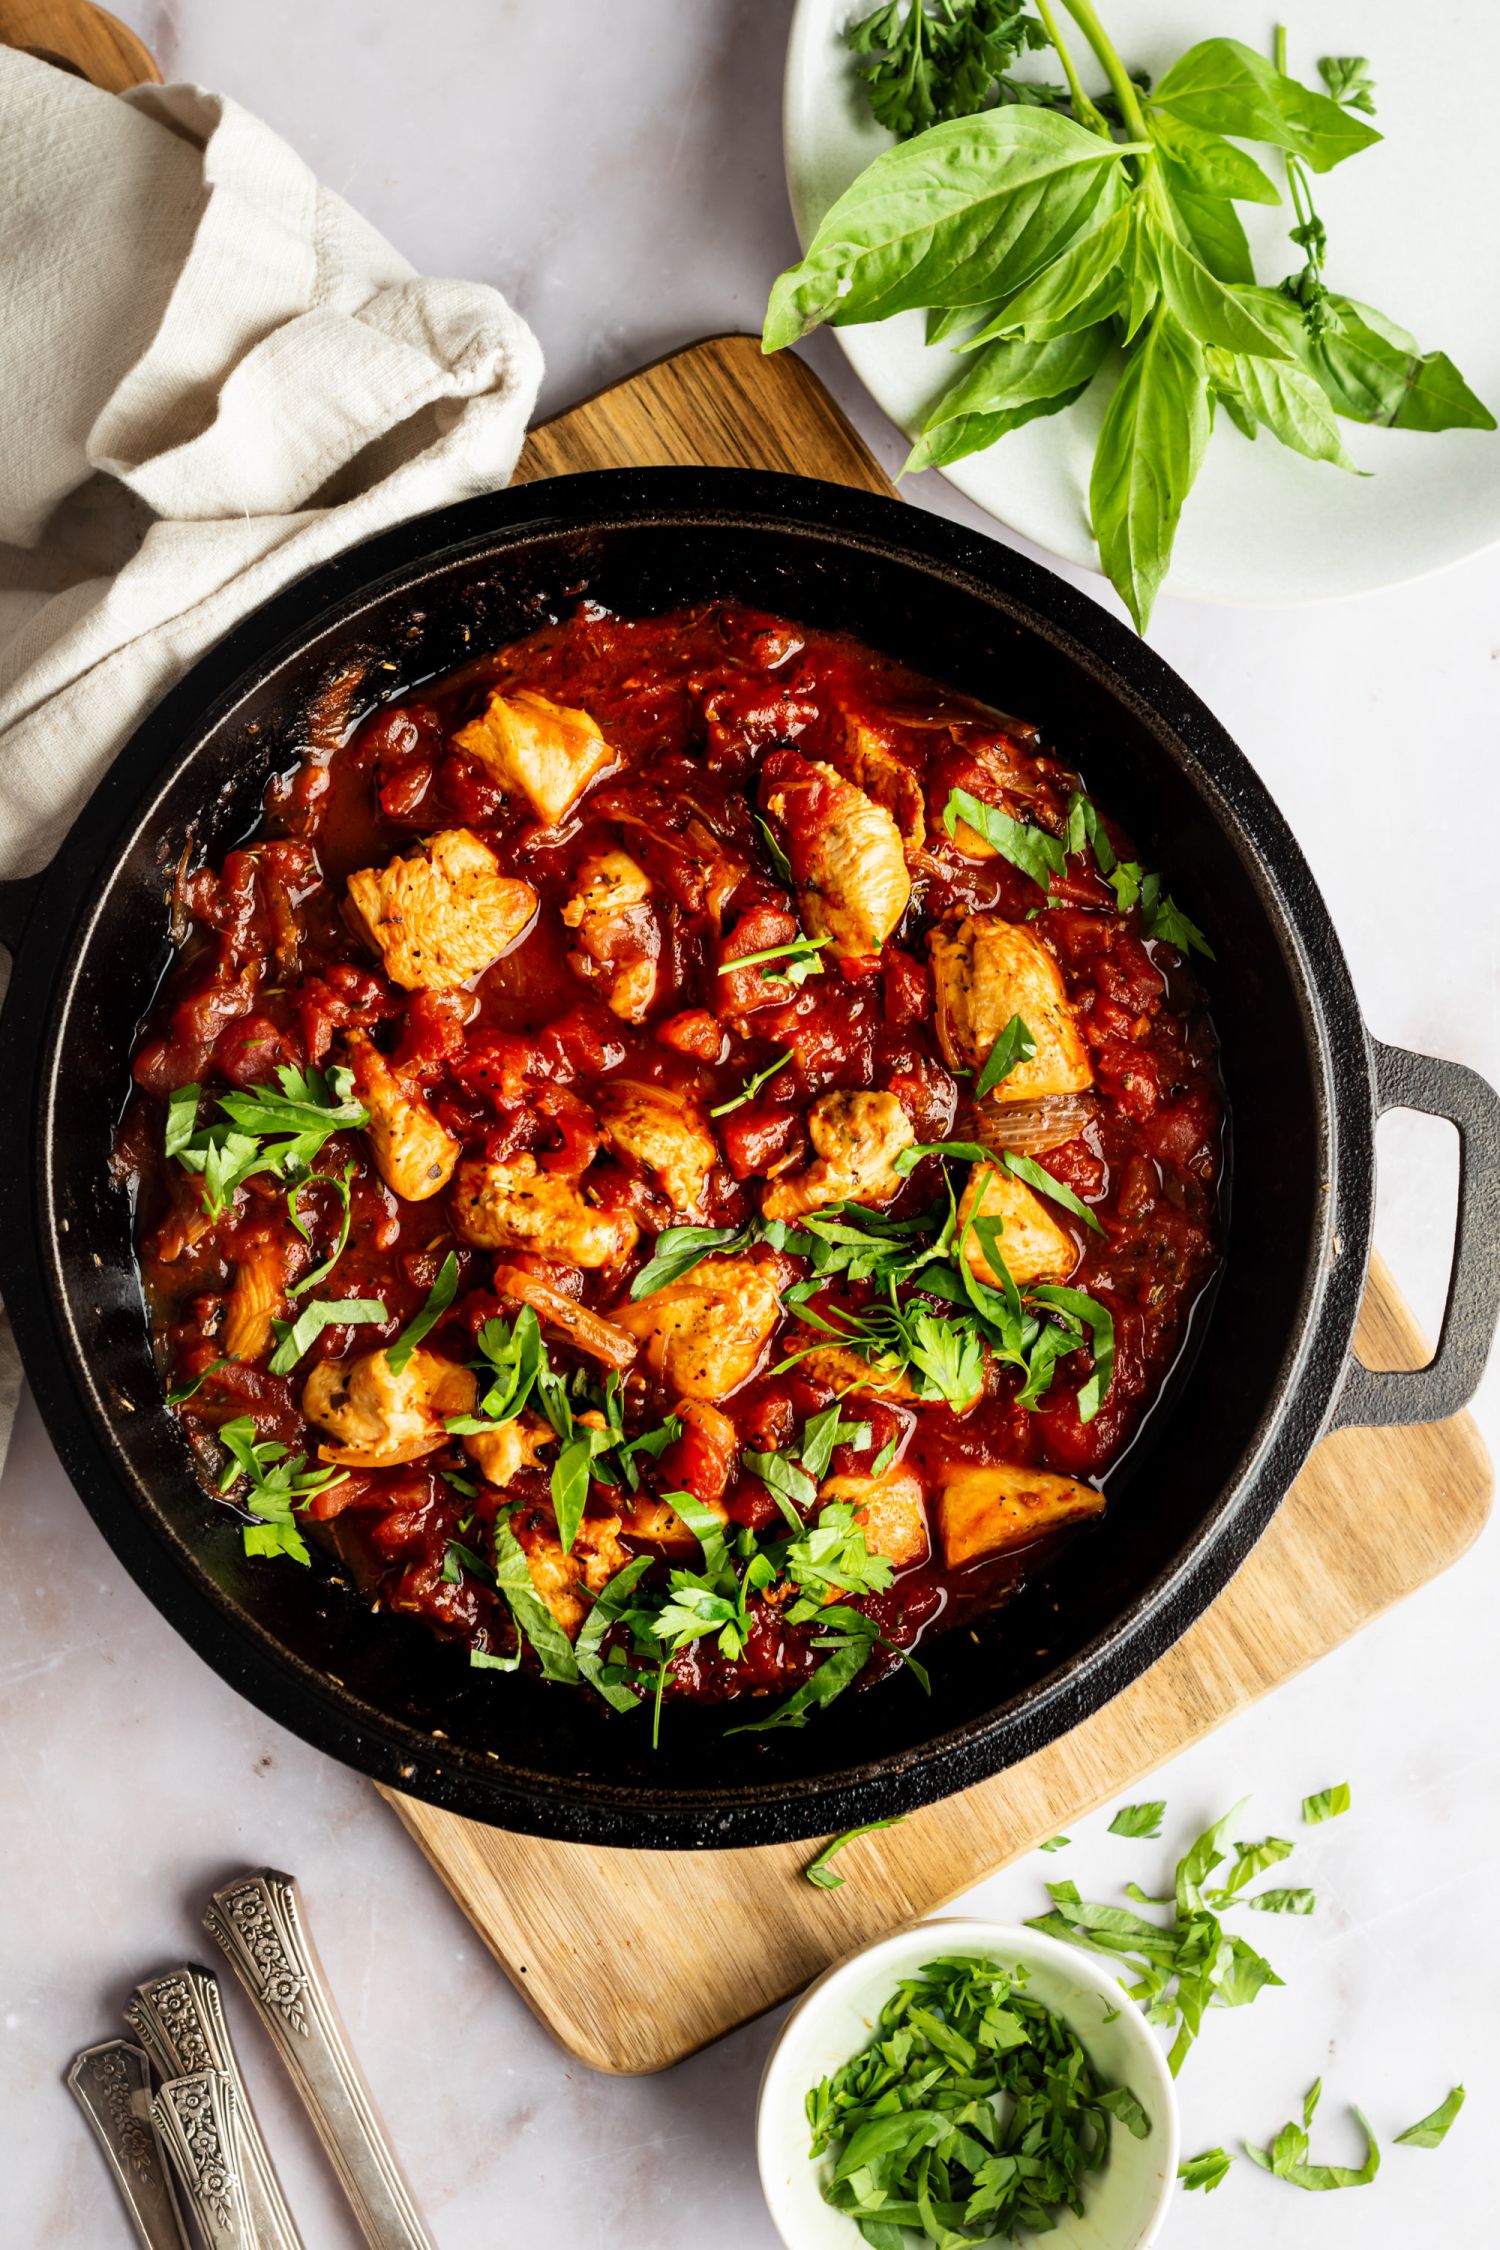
[{"x1": 2, "y1": 470, "x2": 1498, "y2": 1849}]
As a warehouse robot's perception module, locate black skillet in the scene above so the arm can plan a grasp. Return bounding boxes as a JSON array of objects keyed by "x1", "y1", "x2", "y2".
[{"x1": 2, "y1": 470, "x2": 1497, "y2": 1848}]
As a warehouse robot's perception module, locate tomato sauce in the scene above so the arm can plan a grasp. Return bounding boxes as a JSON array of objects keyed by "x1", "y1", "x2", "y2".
[{"x1": 121, "y1": 601, "x2": 1223, "y2": 1721}]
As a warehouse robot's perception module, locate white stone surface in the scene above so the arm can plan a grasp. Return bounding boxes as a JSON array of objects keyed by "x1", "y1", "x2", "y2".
[{"x1": 2, "y1": 3, "x2": 1496, "y2": 2244}]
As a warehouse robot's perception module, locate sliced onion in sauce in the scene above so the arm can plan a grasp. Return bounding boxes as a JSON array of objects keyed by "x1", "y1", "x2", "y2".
[{"x1": 973, "y1": 1091, "x2": 1096, "y2": 1155}]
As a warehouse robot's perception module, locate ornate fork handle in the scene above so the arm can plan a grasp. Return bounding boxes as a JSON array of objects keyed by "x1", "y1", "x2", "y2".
[
  {"x1": 205, "y1": 1870, "x2": 435, "y2": 2250},
  {"x1": 128, "y1": 1962, "x2": 304, "y2": 2250},
  {"x1": 67, "y1": 2040, "x2": 190, "y2": 2250},
  {"x1": 151, "y1": 2068, "x2": 255, "y2": 2250}
]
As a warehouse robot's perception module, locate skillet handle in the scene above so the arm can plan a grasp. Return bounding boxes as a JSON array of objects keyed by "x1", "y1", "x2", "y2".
[{"x1": 1332, "y1": 1039, "x2": 1500, "y2": 1430}]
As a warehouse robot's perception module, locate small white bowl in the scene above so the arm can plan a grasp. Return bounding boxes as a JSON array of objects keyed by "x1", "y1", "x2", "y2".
[{"x1": 757, "y1": 1917, "x2": 1178, "y2": 2250}]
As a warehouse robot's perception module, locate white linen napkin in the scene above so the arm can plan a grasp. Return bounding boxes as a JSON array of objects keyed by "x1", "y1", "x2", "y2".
[{"x1": 0, "y1": 49, "x2": 544, "y2": 1461}]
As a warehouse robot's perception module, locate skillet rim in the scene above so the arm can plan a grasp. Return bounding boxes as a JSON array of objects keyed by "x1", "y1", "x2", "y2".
[{"x1": 0, "y1": 468, "x2": 1375, "y2": 1845}]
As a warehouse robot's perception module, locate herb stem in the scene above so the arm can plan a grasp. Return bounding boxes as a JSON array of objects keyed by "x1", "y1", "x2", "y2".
[
  {"x1": 1056, "y1": 0, "x2": 1150, "y2": 142},
  {"x1": 1032, "y1": 0, "x2": 1107, "y2": 137}
]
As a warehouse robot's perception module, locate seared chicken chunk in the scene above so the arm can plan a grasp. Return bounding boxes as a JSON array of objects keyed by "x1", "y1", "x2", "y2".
[
  {"x1": 613, "y1": 1255, "x2": 782, "y2": 1398},
  {"x1": 560, "y1": 848, "x2": 660, "y2": 1022},
  {"x1": 599, "y1": 1080, "x2": 718, "y2": 1218},
  {"x1": 303, "y1": 1347, "x2": 476, "y2": 1467},
  {"x1": 761, "y1": 1089, "x2": 913, "y2": 1222},
  {"x1": 618, "y1": 1489, "x2": 729, "y2": 1558},
  {"x1": 462, "y1": 1410, "x2": 553, "y2": 1488},
  {"x1": 929, "y1": 915, "x2": 1092, "y2": 1100},
  {"x1": 819, "y1": 1467, "x2": 929, "y2": 1569},
  {"x1": 936, "y1": 1462, "x2": 1104, "y2": 1568},
  {"x1": 452, "y1": 1154, "x2": 637, "y2": 1270},
  {"x1": 454, "y1": 685, "x2": 616, "y2": 826},
  {"x1": 223, "y1": 1232, "x2": 286, "y2": 1363},
  {"x1": 346, "y1": 1030, "x2": 458, "y2": 1202},
  {"x1": 347, "y1": 828, "x2": 536, "y2": 991},
  {"x1": 515, "y1": 1509, "x2": 632, "y2": 1638},
  {"x1": 794, "y1": 1345, "x2": 922, "y2": 1406},
  {"x1": 957, "y1": 1161, "x2": 1077, "y2": 1289},
  {"x1": 762, "y1": 754, "x2": 911, "y2": 959},
  {"x1": 836, "y1": 715, "x2": 926, "y2": 850}
]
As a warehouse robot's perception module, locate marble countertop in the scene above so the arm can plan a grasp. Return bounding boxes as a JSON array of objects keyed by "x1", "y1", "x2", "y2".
[{"x1": 2, "y1": 2, "x2": 1496, "y2": 2243}]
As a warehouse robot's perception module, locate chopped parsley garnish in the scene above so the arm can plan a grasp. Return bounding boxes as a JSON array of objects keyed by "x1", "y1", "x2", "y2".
[
  {"x1": 266, "y1": 1296, "x2": 386, "y2": 1378},
  {"x1": 804, "y1": 1817, "x2": 907, "y2": 1891},
  {"x1": 973, "y1": 1010, "x2": 1035, "y2": 1100},
  {"x1": 717, "y1": 932, "x2": 832, "y2": 983},
  {"x1": 444, "y1": 1305, "x2": 547, "y2": 1430},
  {"x1": 1302, "y1": 1781, "x2": 1351, "y2": 1824},
  {"x1": 1245, "y1": 2087, "x2": 1380, "y2": 2191},
  {"x1": 1108, "y1": 1800, "x2": 1166, "y2": 1839},
  {"x1": 806, "y1": 1953, "x2": 1150, "y2": 2242},
  {"x1": 708, "y1": 1051, "x2": 793, "y2": 1118},
  {"x1": 943, "y1": 786, "x2": 1066, "y2": 892},
  {"x1": 385, "y1": 1250, "x2": 459, "y2": 1375},
  {"x1": 165, "y1": 1064, "x2": 369, "y2": 1219},
  {"x1": 1395, "y1": 2085, "x2": 1465, "y2": 2149},
  {"x1": 215, "y1": 1413, "x2": 349, "y2": 1564}
]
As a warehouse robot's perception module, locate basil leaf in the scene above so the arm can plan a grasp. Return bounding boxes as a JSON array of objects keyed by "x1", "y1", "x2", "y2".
[
  {"x1": 1154, "y1": 230, "x2": 1290, "y2": 362},
  {"x1": 725, "y1": 1624, "x2": 877, "y2": 1733},
  {"x1": 549, "y1": 1433, "x2": 595, "y2": 1555},
  {"x1": 1109, "y1": 1801, "x2": 1166, "y2": 1839},
  {"x1": 1039, "y1": 1835, "x2": 1070, "y2": 1852},
  {"x1": 1147, "y1": 111, "x2": 1281, "y2": 203},
  {"x1": 1312, "y1": 297, "x2": 1496, "y2": 433},
  {"x1": 1031, "y1": 1284, "x2": 1115, "y2": 1420},
  {"x1": 965, "y1": 202, "x2": 1133, "y2": 345},
  {"x1": 1152, "y1": 38, "x2": 1382, "y2": 172},
  {"x1": 799, "y1": 1405, "x2": 873, "y2": 1481},
  {"x1": 755, "y1": 814, "x2": 794, "y2": 886},
  {"x1": 804, "y1": 1817, "x2": 906, "y2": 1891},
  {"x1": 974, "y1": 1013, "x2": 1036, "y2": 1100},
  {"x1": 1161, "y1": 171, "x2": 1255, "y2": 287},
  {"x1": 1178, "y1": 2147, "x2": 1233, "y2": 2192},
  {"x1": 764, "y1": 108, "x2": 1143, "y2": 347},
  {"x1": 943, "y1": 786, "x2": 1065, "y2": 891},
  {"x1": 164, "y1": 1083, "x2": 202, "y2": 1158},
  {"x1": 166, "y1": 1357, "x2": 229, "y2": 1406},
  {"x1": 906, "y1": 326, "x2": 1109, "y2": 474},
  {"x1": 386, "y1": 1250, "x2": 459, "y2": 1375},
  {"x1": 1245, "y1": 2101, "x2": 1380, "y2": 2190},
  {"x1": 1089, "y1": 310, "x2": 1210, "y2": 635},
  {"x1": 1064, "y1": 792, "x2": 1116, "y2": 875},
  {"x1": 1394, "y1": 2085, "x2": 1465, "y2": 2149},
  {"x1": 575, "y1": 1553, "x2": 655, "y2": 1712},
  {"x1": 1004, "y1": 1149, "x2": 1105, "y2": 1234},
  {"x1": 492, "y1": 1511, "x2": 578, "y2": 1684},
  {"x1": 630, "y1": 1222, "x2": 749, "y2": 1298},
  {"x1": 1248, "y1": 1886, "x2": 1316, "y2": 1916},
  {"x1": 1138, "y1": 871, "x2": 1215, "y2": 960},
  {"x1": 664, "y1": 1488, "x2": 732, "y2": 1582},
  {"x1": 470, "y1": 1647, "x2": 520, "y2": 1672},
  {"x1": 287, "y1": 1162, "x2": 358, "y2": 1297},
  {"x1": 1208, "y1": 349, "x2": 1359, "y2": 470},
  {"x1": 869, "y1": 1434, "x2": 900, "y2": 1477},
  {"x1": 1302, "y1": 1782, "x2": 1350, "y2": 1824},
  {"x1": 267, "y1": 1297, "x2": 387, "y2": 1377},
  {"x1": 894, "y1": 1137, "x2": 993, "y2": 1177},
  {"x1": 744, "y1": 1446, "x2": 817, "y2": 1525},
  {"x1": 1098, "y1": 2085, "x2": 1152, "y2": 2140}
]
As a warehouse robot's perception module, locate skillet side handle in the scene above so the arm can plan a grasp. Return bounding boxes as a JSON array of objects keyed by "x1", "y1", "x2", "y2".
[
  {"x1": 1332, "y1": 1040, "x2": 1500, "y2": 1431},
  {"x1": 0, "y1": 871, "x2": 42, "y2": 956}
]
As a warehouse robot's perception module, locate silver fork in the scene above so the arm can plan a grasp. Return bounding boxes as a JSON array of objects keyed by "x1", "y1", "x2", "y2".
[{"x1": 67, "y1": 2039, "x2": 190, "y2": 2250}]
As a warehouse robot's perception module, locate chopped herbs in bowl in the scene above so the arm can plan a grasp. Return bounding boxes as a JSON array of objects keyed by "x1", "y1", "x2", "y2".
[{"x1": 757, "y1": 1919, "x2": 1177, "y2": 2248}]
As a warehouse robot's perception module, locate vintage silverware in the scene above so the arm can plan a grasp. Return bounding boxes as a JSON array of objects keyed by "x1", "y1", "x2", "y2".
[
  {"x1": 127, "y1": 1962, "x2": 304, "y2": 2250},
  {"x1": 67, "y1": 2039, "x2": 190, "y2": 2250},
  {"x1": 205, "y1": 1870, "x2": 435, "y2": 2250},
  {"x1": 151, "y1": 2066, "x2": 255, "y2": 2250}
]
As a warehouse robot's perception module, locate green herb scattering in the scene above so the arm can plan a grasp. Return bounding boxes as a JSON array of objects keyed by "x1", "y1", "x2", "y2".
[
  {"x1": 1394, "y1": 2085, "x2": 1465, "y2": 2149},
  {"x1": 1245, "y1": 2082, "x2": 1380, "y2": 2191},
  {"x1": 215, "y1": 1414, "x2": 349, "y2": 1565},
  {"x1": 1178, "y1": 2145, "x2": 1234, "y2": 2192},
  {"x1": 807, "y1": 1952, "x2": 1150, "y2": 2242},
  {"x1": 768, "y1": 5, "x2": 1494, "y2": 631},
  {"x1": 1302, "y1": 1780, "x2": 1350, "y2": 1823},
  {"x1": 804, "y1": 1817, "x2": 908, "y2": 1890}
]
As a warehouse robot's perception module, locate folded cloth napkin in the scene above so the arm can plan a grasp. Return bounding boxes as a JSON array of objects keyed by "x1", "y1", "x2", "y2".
[{"x1": 0, "y1": 48, "x2": 544, "y2": 1461}]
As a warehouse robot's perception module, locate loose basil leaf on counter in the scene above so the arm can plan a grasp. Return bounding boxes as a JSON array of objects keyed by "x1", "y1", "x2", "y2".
[
  {"x1": 974, "y1": 1011, "x2": 1036, "y2": 1100},
  {"x1": 1109, "y1": 1801, "x2": 1166, "y2": 1839},
  {"x1": 804, "y1": 1817, "x2": 908, "y2": 1891},
  {"x1": 1248, "y1": 1886, "x2": 1317, "y2": 1916},
  {"x1": 267, "y1": 1296, "x2": 387, "y2": 1377},
  {"x1": 1004, "y1": 1150, "x2": 1106, "y2": 1234},
  {"x1": 166, "y1": 1357, "x2": 229, "y2": 1406},
  {"x1": 1039, "y1": 1835, "x2": 1071, "y2": 1853},
  {"x1": 1395, "y1": 2085, "x2": 1466, "y2": 2149},
  {"x1": 385, "y1": 1250, "x2": 459, "y2": 1375},
  {"x1": 1245, "y1": 2096, "x2": 1381, "y2": 2191},
  {"x1": 629, "y1": 1221, "x2": 754, "y2": 1298},
  {"x1": 943, "y1": 785, "x2": 1066, "y2": 891},
  {"x1": 1303, "y1": 1782, "x2": 1351, "y2": 1824},
  {"x1": 492, "y1": 1511, "x2": 578, "y2": 1684},
  {"x1": 1179, "y1": 2148, "x2": 1234, "y2": 2193},
  {"x1": 286, "y1": 1161, "x2": 358, "y2": 1297},
  {"x1": 1211, "y1": 1835, "x2": 1294, "y2": 1900}
]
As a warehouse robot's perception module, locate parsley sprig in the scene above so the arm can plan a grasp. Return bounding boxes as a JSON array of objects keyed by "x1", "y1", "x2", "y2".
[{"x1": 166, "y1": 1064, "x2": 369, "y2": 1220}]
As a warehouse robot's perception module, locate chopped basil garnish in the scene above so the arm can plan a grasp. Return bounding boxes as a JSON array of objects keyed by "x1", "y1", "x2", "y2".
[
  {"x1": 286, "y1": 1161, "x2": 357, "y2": 1297},
  {"x1": 943, "y1": 786, "x2": 1066, "y2": 892},
  {"x1": 1302, "y1": 1782, "x2": 1351, "y2": 1824},
  {"x1": 491, "y1": 1511, "x2": 578, "y2": 1684},
  {"x1": 267, "y1": 1296, "x2": 387, "y2": 1378},
  {"x1": 974, "y1": 1011, "x2": 1036, "y2": 1100},
  {"x1": 1178, "y1": 2147, "x2": 1234, "y2": 2193},
  {"x1": 1108, "y1": 1800, "x2": 1166, "y2": 1838},
  {"x1": 166, "y1": 1357, "x2": 229, "y2": 1406},
  {"x1": 630, "y1": 1221, "x2": 755, "y2": 1299},
  {"x1": 1245, "y1": 2092, "x2": 1380, "y2": 2191},
  {"x1": 1039, "y1": 1835, "x2": 1071, "y2": 1853},
  {"x1": 803, "y1": 1817, "x2": 907, "y2": 1891},
  {"x1": 1004, "y1": 1149, "x2": 1105, "y2": 1234},
  {"x1": 385, "y1": 1250, "x2": 459, "y2": 1375},
  {"x1": 708, "y1": 1051, "x2": 792, "y2": 1118},
  {"x1": 1395, "y1": 2085, "x2": 1465, "y2": 2149}
]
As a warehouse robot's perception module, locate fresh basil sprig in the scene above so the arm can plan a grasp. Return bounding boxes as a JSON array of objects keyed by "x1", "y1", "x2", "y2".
[{"x1": 770, "y1": 9, "x2": 1493, "y2": 631}]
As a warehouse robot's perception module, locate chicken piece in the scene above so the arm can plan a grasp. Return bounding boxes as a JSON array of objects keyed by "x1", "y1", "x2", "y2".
[
  {"x1": 514, "y1": 1509, "x2": 631, "y2": 1638},
  {"x1": 794, "y1": 1345, "x2": 922, "y2": 1405},
  {"x1": 560, "y1": 848, "x2": 661, "y2": 1022},
  {"x1": 618, "y1": 1489, "x2": 730, "y2": 1558},
  {"x1": 762, "y1": 755, "x2": 911, "y2": 959},
  {"x1": 957, "y1": 1162, "x2": 1077, "y2": 1289},
  {"x1": 303, "y1": 1347, "x2": 476, "y2": 1468},
  {"x1": 347, "y1": 828, "x2": 536, "y2": 991},
  {"x1": 936, "y1": 1462, "x2": 1104, "y2": 1567},
  {"x1": 613, "y1": 1255, "x2": 783, "y2": 1399},
  {"x1": 346, "y1": 1030, "x2": 458, "y2": 1202},
  {"x1": 836, "y1": 715, "x2": 926, "y2": 850},
  {"x1": 761, "y1": 1090, "x2": 913, "y2": 1222},
  {"x1": 222, "y1": 1233, "x2": 286, "y2": 1363},
  {"x1": 929, "y1": 915, "x2": 1092, "y2": 1099},
  {"x1": 462, "y1": 1410, "x2": 553, "y2": 1488},
  {"x1": 454, "y1": 686, "x2": 616, "y2": 826},
  {"x1": 451, "y1": 1154, "x2": 637, "y2": 1270},
  {"x1": 599, "y1": 1080, "x2": 718, "y2": 1218},
  {"x1": 819, "y1": 1468, "x2": 929, "y2": 1569}
]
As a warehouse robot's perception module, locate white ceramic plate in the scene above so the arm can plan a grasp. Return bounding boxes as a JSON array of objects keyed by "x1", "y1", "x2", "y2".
[
  {"x1": 757, "y1": 1917, "x2": 1179, "y2": 2250},
  {"x1": 784, "y1": 0, "x2": 1500, "y2": 605}
]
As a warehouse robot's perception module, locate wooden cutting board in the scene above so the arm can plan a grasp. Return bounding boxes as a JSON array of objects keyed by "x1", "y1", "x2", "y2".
[{"x1": 369, "y1": 335, "x2": 1493, "y2": 2072}]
